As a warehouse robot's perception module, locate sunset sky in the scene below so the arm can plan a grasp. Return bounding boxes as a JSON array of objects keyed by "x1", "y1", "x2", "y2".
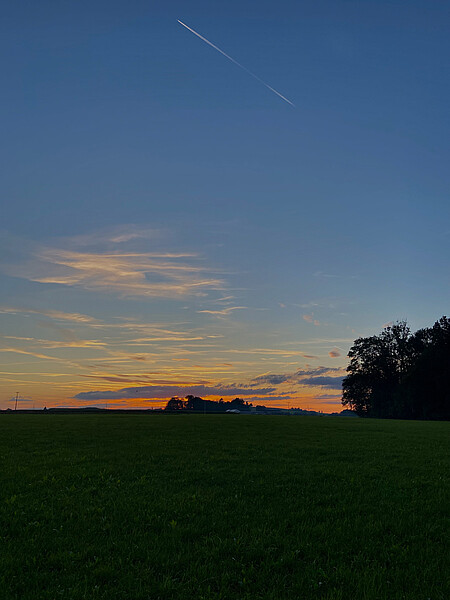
[{"x1": 1, "y1": 1, "x2": 449, "y2": 411}]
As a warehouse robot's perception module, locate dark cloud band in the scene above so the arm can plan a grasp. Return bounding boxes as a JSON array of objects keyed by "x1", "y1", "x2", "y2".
[{"x1": 74, "y1": 384, "x2": 276, "y2": 402}]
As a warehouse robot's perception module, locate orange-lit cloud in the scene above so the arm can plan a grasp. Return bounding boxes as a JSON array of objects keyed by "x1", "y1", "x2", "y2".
[
  {"x1": 26, "y1": 249, "x2": 224, "y2": 298},
  {"x1": 0, "y1": 347, "x2": 70, "y2": 361},
  {"x1": 0, "y1": 306, "x2": 98, "y2": 323},
  {"x1": 0, "y1": 228, "x2": 352, "y2": 413},
  {"x1": 2, "y1": 233, "x2": 225, "y2": 299},
  {"x1": 303, "y1": 314, "x2": 320, "y2": 326},
  {"x1": 2, "y1": 337, "x2": 105, "y2": 349},
  {"x1": 197, "y1": 306, "x2": 247, "y2": 317},
  {"x1": 328, "y1": 348, "x2": 341, "y2": 358}
]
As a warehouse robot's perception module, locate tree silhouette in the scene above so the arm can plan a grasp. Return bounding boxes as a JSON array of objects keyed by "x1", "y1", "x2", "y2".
[
  {"x1": 164, "y1": 396, "x2": 253, "y2": 413},
  {"x1": 401, "y1": 317, "x2": 450, "y2": 420},
  {"x1": 342, "y1": 321, "x2": 411, "y2": 417},
  {"x1": 165, "y1": 397, "x2": 185, "y2": 411},
  {"x1": 185, "y1": 395, "x2": 205, "y2": 411},
  {"x1": 342, "y1": 317, "x2": 450, "y2": 420}
]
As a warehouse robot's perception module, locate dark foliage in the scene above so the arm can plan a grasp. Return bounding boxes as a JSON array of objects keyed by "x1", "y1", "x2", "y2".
[
  {"x1": 342, "y1": 317, "x2": 450, "y2": 420},
  {"x1": 164, "y1": 395, "x2": 252, "y2": 412},
  {"x1": 165, "y1": 397, "x2": 185, "y2": 411}
]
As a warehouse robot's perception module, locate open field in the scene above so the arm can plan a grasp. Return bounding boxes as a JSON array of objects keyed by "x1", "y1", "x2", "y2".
[{"x1": 0, "y1": 415, "x2": 449, "y2": 600}]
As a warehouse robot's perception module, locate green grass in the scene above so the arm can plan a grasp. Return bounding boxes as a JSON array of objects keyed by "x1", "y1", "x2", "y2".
[{"x1": 0, "y1": 415, "x2": 448, "y2": 600}]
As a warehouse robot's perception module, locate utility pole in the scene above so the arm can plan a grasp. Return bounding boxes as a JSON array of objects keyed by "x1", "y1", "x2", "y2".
[{"x1": 15, "y1": 392, "x2": 19, "y2": 411}]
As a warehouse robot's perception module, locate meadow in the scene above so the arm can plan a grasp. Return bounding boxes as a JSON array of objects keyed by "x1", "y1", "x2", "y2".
[{"x1": 0, "y1": 414, "x2": 448, "y2": 600}]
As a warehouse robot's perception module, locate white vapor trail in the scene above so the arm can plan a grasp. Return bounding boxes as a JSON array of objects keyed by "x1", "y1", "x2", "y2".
[{"x1": 177, "y1": 20, "x2": 295, "y2": 107}]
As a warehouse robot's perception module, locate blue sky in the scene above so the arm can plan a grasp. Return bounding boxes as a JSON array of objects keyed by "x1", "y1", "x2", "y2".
[{"x1": 1, "y1": 0, "x2": 449, "y2": 409}]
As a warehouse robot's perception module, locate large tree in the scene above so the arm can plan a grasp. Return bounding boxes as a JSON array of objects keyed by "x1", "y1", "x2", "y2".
[
  {"x1": 342, "y1": 318, "x2": 450, "y2": 419},
  {"x1": 401, "y1": 317, "x2": 450, "y2": 420},
  {"x1": 342, "y1": 321, "x2": 413, "y2": 417}
]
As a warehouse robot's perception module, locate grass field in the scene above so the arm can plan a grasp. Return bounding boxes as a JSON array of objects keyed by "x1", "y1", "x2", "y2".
[{"x1": 0, "y1": 415, "x2": 448, "y2": 600}]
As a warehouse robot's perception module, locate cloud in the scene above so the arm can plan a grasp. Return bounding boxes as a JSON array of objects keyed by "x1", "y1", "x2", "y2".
[
  {"x1": 296, "y1": 302, "x2": 320, "y2": 309},
  {"x1": 314, "y1": 271, "x2": 357, "y2": 280},
  {"x1": 127, "y1": 336, "x2": 205, "y2": 343},
  {"x1": 8, "y1": 396, "x2": 33, "y2": 403},
  {"x1": 0, "y1": 229, "x2": 225, "y2": 299},
  {"x1": 35, "y1": 321, "x2": 79, "y2": 343},
  {"x1": 226, "y1": 348, "x2": 317, "y2": 358},
  {"x1": 74, "y1": 384, "x2": 276, "y2": 401},
  {"x1": 197, "y1": 306, "x2": 247, "y2": 317},
  {"x1": 58, "y1": 225, "x2": 164, "y2": 248},
  {"x1": 328, "y1": 348, "x2": 341, "y2": 358},
  {"x1": 251, "y1": 367, "x2": 344, "y2": 388},
  {"x1": 314, "y1": 271, "x2": 341, "y2": 279},
  {"x1": 89, "y1": 321, "x2": 207, "y2": 340},
  {"x1": 299, "y1": 376, "x2": 343, "y2": 389},
  {"x1": 1, "y1": 336, "x2": 105, "y2": 349},
  {"x1": 288, "y1": 337, "x2": 355, "y2": 346},
  {"x1": 0, "y1": 347, "x2": 65, "y2": 361},
  {"x1": 22, "y1": 249, "x2": 223, "y2": 298},
  {"x1": 251, "y1": 373, "x2": 290, "y2": 385},
  {"x1": 0, "y1": 306, "x2": 98, "y2": 323},
  {"x1": 239, "y1": 395, "x2": 294, "y2": 403},
  {"x1": 303, "y1": 314, "x2": 320, "y2": 326}
]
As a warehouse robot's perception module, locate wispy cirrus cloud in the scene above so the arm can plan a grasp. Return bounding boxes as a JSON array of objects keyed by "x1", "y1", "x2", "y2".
[
  {"x1": 15, "y1": 248, "x2": 223, "y2": 298},
  {"x1": 55, "y1": 225, "x2": 164, "y2": 248},
  {"x1": 197, "y1": 306, "x2": 247, "y2": 317},
  {"x1": 1, "y1": 336, "x2": 105, "y2": 349},
  {"x1": 126, "y1": 336, "x2": 205, "y2": 343},
  {"x1": 0, "y1": 227, "x2": 225, "y2": 299},
  {"x1": 314, "y1": 271, "x2": 358, "y2": 280},
  {"x1": 225, "y1": 348, "x2": 319, "y2": 358},
  {"x1": 0, "y1": 306, "x2": 99, "y2": 323},
  {"x1": 0, "y1": 347, "x2": 72, "y2": 361}
]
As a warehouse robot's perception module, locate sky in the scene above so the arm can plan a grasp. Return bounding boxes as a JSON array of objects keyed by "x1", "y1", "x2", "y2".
[{"x1": 1, "y1": 0, "x2": 449, "y2": 411}]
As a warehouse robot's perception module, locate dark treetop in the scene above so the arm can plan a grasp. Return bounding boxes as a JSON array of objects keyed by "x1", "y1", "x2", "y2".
[{"x1": 342, "y1": 316, "x2": 450, "y2": 420}]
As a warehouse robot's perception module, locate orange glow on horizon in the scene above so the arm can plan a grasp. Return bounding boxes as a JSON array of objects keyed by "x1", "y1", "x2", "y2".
[{"x1": 2, "y1": 393, "x2": 342, "y2": 414}]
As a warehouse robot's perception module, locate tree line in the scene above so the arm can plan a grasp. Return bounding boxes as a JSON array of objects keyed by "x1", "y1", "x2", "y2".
[
  {"x1": 342, "y1": 316, "x2": 450, "y2": 420},
  {"x1": 165, "y1": 395, "x2": 253, "y2": 412}
]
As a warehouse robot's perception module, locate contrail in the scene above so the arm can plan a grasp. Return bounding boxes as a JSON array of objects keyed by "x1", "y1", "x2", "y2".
[{"x1": 177, "y1": 20, "x2": 295, "y2": 107}]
